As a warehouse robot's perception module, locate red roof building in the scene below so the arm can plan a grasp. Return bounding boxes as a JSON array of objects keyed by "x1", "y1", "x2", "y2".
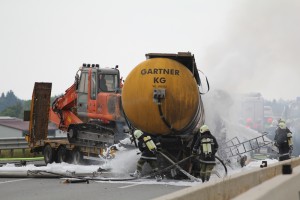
[{"x1": 0, "y1": 117, "x2": 57, "y2": 138}]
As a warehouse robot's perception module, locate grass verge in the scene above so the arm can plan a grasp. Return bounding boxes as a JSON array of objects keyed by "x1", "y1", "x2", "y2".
[{"x1": 0, "y1": 149, "x2": 42, "y2": 159}]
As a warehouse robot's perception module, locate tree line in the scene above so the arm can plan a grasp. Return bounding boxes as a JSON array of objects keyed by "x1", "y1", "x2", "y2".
[{"x1": 0, "y1": 90, "x2": 59, "y2": 119}]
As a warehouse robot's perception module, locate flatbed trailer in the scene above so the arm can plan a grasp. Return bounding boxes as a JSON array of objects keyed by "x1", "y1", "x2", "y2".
[{"x1": 25, "y1": 82, "x2": 114, "y2": 164}]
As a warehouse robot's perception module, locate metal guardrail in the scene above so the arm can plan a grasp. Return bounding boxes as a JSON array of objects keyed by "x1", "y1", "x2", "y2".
[
  {"x1": 0, "y1": 136, "x2": 67, "y2": 150},
  {"x1": 0, "y1": 137, "x2": 29, "y2": 150}
]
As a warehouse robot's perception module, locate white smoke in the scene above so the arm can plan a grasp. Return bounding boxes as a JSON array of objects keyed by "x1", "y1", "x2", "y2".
[
  {"x1": 199, "y1": 1, "x2": 300, "y2": 145},
  {"x1": 202, "y1": 0, "x2": 300, "y2": 101},
  {"x1": 101, "y1": 149, "x2": 139, "y2": 175}
]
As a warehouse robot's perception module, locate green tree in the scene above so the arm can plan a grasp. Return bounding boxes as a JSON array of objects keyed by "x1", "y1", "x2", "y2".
[
  {"x1": 0, "y1": 90, "x2": 22, "y2": 112},
  {"x1": 0, "y1": 102, "x2": 23, "y2": 118}
]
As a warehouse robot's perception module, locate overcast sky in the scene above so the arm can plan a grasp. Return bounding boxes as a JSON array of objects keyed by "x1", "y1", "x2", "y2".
[{"x1": 1, "y1": 0, "x2": 299, "y2": 101}]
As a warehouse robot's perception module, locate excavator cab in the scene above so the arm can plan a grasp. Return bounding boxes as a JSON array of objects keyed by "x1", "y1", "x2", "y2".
[{"x1": 76, "y1": 66, "x2": 122, "y2": 120}]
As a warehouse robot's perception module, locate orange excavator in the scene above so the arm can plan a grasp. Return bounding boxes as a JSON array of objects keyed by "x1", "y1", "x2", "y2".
[
  {"x1": 26, "y1": 64, "x2": 128, "y2": 164},
  {"x1": 50, "y1": 64, "x2": 126, "y2": 142}
]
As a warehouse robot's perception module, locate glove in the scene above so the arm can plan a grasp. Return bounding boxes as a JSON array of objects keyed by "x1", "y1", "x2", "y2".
[
  {"x1": 156, "y1": 144, "x2": 162, "y2": 151},
  {"x1": 130, "y1": 137, "x2": 135, "y2": 143},
  {"x1": 152, "y1": 149, "x2": 158, "y2": 155}
]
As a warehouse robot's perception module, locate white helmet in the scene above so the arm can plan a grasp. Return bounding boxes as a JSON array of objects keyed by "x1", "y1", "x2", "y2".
[
  {"x1": 278, "y1": 121, "x2": 286, "y2": 129},
  {"x1": 200, "y1": 125, "x2": 209, "y2": 133},
  {"x1": 134, "y1": 129, "x2": 143, "y2": 139}
]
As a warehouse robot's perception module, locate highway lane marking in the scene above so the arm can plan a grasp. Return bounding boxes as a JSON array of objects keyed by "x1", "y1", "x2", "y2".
[
  {"x1": 95, "y1": 180, "x2": 196, "y2": 187},
  {"x1": 118, "y1": 183, "x2": 141, "y2": 189},
  {"x1": 0, "y1": 179, "x2": 30, "y2": 184}
]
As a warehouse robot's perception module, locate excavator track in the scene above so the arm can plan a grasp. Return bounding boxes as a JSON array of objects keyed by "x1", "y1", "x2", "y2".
[{"x1": 67, "y1": 123, "x2": 115, "y2": 148}]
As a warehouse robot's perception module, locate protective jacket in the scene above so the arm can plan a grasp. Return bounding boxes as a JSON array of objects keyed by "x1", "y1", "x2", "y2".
[
  {"x1": 274, "y1": 127, "x2": 292, "y2": 146},
  {"x1": 193, "y1": 131, "x2": 219, "y2": 161},
  {"x1": 274, "y1": 127, "x2": 292, "y2": 161}
]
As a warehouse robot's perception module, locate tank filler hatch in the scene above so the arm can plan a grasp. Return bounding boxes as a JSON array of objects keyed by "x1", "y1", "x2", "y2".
[{"x1": 145, "y1": 52, "x2": 201, "y2": 86}]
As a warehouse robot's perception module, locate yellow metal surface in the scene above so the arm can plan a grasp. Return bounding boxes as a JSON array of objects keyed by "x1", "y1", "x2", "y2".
[
  {"x1": 143, "y1": 136, "x2": 156, "y2": 151},
  {"x1": 25, "y1": 135, "x2": 29, "y2": 142},
  {"x1": 122, "y1": 58, "x2": 199, "y2": 135}
]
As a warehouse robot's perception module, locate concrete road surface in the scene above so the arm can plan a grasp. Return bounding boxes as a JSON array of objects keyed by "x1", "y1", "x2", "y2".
[{"x1": 0, "y1": 177, "x2": 188, "y2": 200}]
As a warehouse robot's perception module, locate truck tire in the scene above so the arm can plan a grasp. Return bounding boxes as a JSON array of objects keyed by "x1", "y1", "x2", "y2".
[
  {"x1": 72, "y1": 149, "x2": 83, "y2": 165},
  {"x1": 57, "y1": 146, "x2": 68, "y2": 163},
  {"x1": 44, "y1": 144, "x2": 55, "y2": 164}
]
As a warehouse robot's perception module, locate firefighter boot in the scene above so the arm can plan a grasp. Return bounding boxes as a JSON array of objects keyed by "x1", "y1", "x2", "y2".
[
  {"x1": 130, "y1": 170, "x2": 141, "y2": 178},
  {"x1": 206, "y1": 176, "x2": 210, "y2": 182},
  {"x1": 155, "y1": 174, "x2": 162, "y2": 182},
  {"x1": 201, "y1": 176, "x2": 205, "y2": 183}
]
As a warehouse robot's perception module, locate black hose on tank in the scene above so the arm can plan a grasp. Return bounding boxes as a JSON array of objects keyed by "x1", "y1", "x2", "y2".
[
  {"x1": 157, "y1": 98, "x2": 178, "y2": 133},
  {"x1": 157, "y1": 97, "x2": 205, "y2": 135},
  {"x1": 198, "y1": 70, "x2": 210, "y2": 95}
]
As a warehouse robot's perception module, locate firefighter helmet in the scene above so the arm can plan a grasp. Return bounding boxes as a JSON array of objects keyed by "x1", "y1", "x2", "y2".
[
  {"x1": 278, "y1": 121, "x2": 286, "y2": 129},
  {"x1": 134, "y1": 129, "x2": 143, "y2": 139},
  {"x1": 200, "y1": 125, "x2": 209, "y2": 133}
]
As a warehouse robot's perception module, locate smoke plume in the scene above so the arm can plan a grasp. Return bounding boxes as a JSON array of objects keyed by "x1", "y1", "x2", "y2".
[{"x1": 202, "y1": 0, "x2": 300, "y2": 101}]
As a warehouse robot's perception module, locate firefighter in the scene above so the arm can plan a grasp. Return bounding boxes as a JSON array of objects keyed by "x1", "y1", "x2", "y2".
[
  {"x1": 130, "y1": 129, "x2": 162, "y2": 181},
  {"x1": 192, "y1": 124, "x2": 219, "y2": 182},
  {"x1": 274, "y1": 119, "x2": 293, "y2": 161}
]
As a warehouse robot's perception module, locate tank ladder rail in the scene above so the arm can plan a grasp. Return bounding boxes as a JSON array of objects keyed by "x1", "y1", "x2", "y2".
[{"x1": 219, "y1": 133, "x2": 272, "y2": 159}]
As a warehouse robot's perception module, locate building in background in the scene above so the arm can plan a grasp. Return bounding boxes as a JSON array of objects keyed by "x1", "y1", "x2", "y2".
[{"x1": 0, "y1": 116, "x2": 61, "y2": 138}]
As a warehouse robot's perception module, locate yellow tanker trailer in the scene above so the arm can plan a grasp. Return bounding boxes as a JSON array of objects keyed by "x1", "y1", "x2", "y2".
[{"x1": 122, "y1": 52, "x2": 206, "y2": 177}]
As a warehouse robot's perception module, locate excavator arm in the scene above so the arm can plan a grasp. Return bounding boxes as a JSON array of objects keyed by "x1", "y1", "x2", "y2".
[{"x1": 49, "y1": 81, "x2": 82, "y2": 131}]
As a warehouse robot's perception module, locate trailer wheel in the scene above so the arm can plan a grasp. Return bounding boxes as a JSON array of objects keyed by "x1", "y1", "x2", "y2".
[
  {"x1": 57, "y1": 146, "x2": 68, "y2": 163},
  {"x1": 72, "y1": 149, "x2": 83, "y2": 165},
  {"x1": 44, "y1": 144, "x2": 54, "y2": 164}
]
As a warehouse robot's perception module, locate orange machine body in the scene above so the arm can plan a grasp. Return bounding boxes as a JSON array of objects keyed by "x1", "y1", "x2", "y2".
[{"x1": 50, "y1": 65, "x2": 124, "y2": 132}]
